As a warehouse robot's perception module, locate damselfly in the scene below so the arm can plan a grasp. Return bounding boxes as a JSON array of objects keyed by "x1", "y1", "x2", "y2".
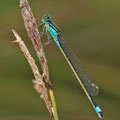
[{"x1": 39, "y1": 14, "x2": 103, "y2": 118}]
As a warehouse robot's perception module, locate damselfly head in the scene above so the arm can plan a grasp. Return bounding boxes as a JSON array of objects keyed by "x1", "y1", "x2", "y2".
[{"x1": 42, "y1": 14, "x2": 51, "y2": 23}]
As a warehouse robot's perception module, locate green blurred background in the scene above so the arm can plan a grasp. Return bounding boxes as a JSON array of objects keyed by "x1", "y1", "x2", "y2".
[{"x1": 0, "y1": 0, "x2": 120, "y2": 120}]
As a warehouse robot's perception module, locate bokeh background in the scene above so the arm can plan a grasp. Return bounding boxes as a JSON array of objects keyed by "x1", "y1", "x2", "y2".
[{"x1": 0, "y1": 0, "x2": 120, "y2": 120}]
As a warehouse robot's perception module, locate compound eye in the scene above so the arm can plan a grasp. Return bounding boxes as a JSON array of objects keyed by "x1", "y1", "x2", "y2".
[
  {"x1": 47, "y1": 14, "x2": 51, "y2": 19},
  {"x1": 47, "y1": 16, "x2": 50, "y2": 19}
]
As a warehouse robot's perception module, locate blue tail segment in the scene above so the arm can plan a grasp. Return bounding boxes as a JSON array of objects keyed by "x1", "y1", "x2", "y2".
[
  {"x1": 95, "y1": 106, "x2": 103, "y2": 118},
  {"x1": 91, "y1": 96, "x2": 103, "y2": 118}
]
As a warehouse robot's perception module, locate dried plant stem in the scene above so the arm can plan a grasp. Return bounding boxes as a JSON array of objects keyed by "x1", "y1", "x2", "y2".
[
  {"x1": 19, "y1": 0, "x2": 59, "y2": 120},
  {"x1": 12, "y1": 0, "x2": 59, "y2": 120},
  {"x1": 12, "y1": 30, "x2": 54, "y2": 120}
]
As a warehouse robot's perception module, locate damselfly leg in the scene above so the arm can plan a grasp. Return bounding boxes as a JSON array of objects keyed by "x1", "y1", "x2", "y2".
[
  {"x1": 43, "y1": 31, "x2": 52, "y2": 46},
  {"x1": 38, "y1": 23, "x2": 52, "y2": 47}
]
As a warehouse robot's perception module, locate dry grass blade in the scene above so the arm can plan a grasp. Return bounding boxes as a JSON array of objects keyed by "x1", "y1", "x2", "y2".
[{"x1": 12, "y1": 30, "x2": 55, "y2": 120}]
